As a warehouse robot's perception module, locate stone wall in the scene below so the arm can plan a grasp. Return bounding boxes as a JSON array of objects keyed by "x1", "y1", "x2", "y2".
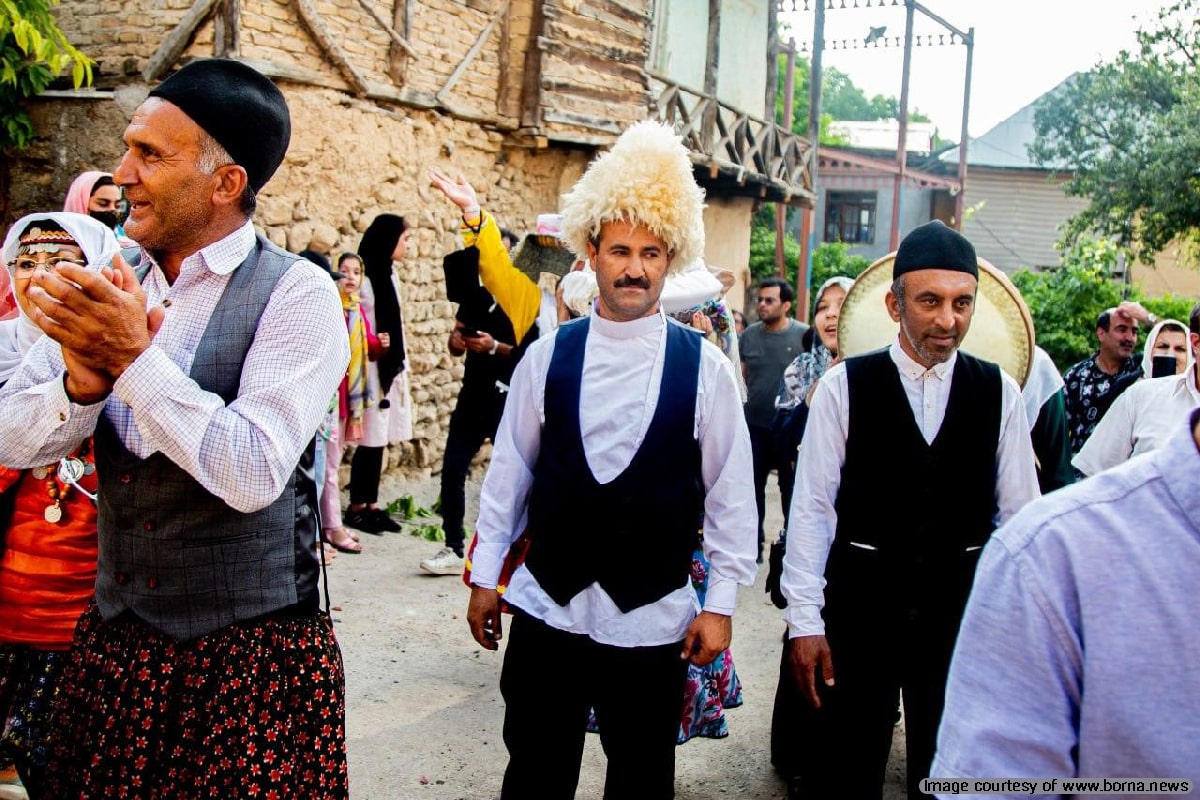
[{"x1": 6, "y1": 85, "x2": 593, "y2": 484}]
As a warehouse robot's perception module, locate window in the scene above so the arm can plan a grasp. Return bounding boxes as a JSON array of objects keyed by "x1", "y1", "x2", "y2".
[{"x1": 824, "y1": 191, "x2": 877, "y2": 244}]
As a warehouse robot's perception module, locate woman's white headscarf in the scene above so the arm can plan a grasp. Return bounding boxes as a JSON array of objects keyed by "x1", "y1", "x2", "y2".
[
  {"x1": 0, "y1": 211, "x2": 120, "y2": 384},
  {"x1": 1140, "y1": 318, "x2": 1193, "y2": 378}
]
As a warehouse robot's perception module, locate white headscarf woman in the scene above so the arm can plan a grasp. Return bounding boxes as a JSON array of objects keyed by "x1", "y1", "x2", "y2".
[
  {"x1": 1140, "y1": 318, "x2": 1193, "y2": 379},
  {"x1": 0, "y1": 211, "x2": 120, "y2": 385}
]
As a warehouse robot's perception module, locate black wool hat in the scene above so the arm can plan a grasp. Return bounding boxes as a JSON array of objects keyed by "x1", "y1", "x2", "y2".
[
  {"x1": 149, "y1": 59, "x2": 291, "y2": 193},
  {"x1": 893, "y1": 220, "x2": 978, "y2": 280}
]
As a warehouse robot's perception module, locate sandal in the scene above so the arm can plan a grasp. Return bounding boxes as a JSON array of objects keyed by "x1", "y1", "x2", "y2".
[{"x1": 323, "y1": 527, "x2": 363, "y2": 554}]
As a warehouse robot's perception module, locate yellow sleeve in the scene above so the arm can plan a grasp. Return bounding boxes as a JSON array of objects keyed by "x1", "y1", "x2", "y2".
[{"x1": 460, "y1": 211, "x2": 541, "y2": 345}]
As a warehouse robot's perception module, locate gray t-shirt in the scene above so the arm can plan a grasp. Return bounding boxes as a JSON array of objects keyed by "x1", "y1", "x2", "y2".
[{"x1": 739, "y1": 319, "x2": 808, "y2": 428}]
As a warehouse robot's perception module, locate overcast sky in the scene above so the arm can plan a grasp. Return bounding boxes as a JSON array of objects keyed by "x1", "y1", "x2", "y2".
[{"x1": 777, "y1": 0, "x2": 1170, "y2": 139}]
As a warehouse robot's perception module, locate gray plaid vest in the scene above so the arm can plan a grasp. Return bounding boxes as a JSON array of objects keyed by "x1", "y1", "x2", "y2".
[{"x1": 94, "y1": 235, "x2": 321, "y2": 640}]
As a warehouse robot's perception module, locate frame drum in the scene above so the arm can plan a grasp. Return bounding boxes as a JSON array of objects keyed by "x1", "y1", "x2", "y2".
[{"x1": 837, "y1": 253, "x2": 1035, "y2": 387}]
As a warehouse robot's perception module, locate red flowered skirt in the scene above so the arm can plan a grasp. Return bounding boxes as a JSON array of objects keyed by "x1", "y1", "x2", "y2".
[{"x1": 43, "y1": 604, "x2": 348, "y2": 799}]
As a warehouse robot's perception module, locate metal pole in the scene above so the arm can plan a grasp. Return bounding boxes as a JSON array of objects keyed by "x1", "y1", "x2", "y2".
[
  {"x1": 798, "y1": 2, "x2": 825, "y2": 319},
  {"x1": 776, "y1": 39, "x2": 796, "y2": 279},
  {"x1": 889, "y1": 0, "x2": 915, "y2": 250},
  {"x1": 954, "y1": 27, "x2": 975, "y2": 230}
]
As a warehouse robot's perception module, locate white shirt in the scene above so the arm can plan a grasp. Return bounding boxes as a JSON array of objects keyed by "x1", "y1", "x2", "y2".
[
  {"x1": 781, "y1": 340, "x2": 1040, "y2": 637},
  {"x1": 0, "y1": 222, "x2": 349, "y2": 513},
  {"x1": 471, "y1": 307, "x2": 758, "y2": 647},
  {"x1": 1072, "y1": 368, "x2": 1200, "y2": 477}
]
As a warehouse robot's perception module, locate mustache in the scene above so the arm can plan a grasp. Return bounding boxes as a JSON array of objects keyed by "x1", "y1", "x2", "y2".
[{"x1": 614, "y1": 275, "x2": 651, "y2": 289}]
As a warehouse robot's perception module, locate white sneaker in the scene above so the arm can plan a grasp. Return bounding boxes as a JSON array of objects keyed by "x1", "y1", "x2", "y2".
[{"x1": 420, "y1": 547, "x2": 465, "y2": 576}]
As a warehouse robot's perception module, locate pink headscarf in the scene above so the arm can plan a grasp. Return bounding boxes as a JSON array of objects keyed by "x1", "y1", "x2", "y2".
[{"x1": 63, "y1": 170, "x2": 110, "y2": 215}]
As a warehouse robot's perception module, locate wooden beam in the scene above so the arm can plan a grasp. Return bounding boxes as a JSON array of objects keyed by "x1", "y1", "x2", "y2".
[
  {"x1": 388, "y1": 0, "x2": 410, "y2": 84},
  {"x1": 702, "y1": 0, "x2": 721, "y2": 154},
  {"x1": 213, "y1": 0, "x2": 240, "y2": 58},
  {"x1": 436, "y1": 0, "x2": 510, "y2": 104},
  {"x1": 142, "y1": 0, "x2": 222, "y2": 81},
  {"x1": 519, "y1": 1, "x2": 547, "y2": 128},
  {"x1": 356, "y1": 0, "x2": 418, "y2": 58},
  {"x1": 542, "y1": 108, "x2": 623, "y2": 134},
  {"x1": 295, "y1": 0, "x2": 370, "y2": 97},
  {"x1": 496, "y1": 0, "x2": 511, "y2": 116}
]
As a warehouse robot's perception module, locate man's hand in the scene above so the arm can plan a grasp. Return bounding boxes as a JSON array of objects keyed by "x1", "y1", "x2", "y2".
[
  {"x1": 26, "y1": 253, "x2": 158, "y2": 379},
  {"x1": 462, "y1": 331, "x2": 496, "y2": 354},
  {"x1": 467, "y1": 586, "x2": 503, "y2": 650},
  {"x1": 680, "y1": 610, "x2": 732, "y2": 666},
  {"x1": 62, "y1": 348, "x2": 113, "y2": 405},
  {"x1": 378, "y1": 331, "x2": 391, "y2": 350},
  {"x1": 689, "y1": 310, "x2": 714, "y2": 335},
  {"x1": 788, "y1": 634, "x2": 835, "y2": 708},
  {"x1": 1115, "y1": 300, "x2": 1153, "y2": 325},
  {"x1": 428, "y1": 167, "x2": 480, "y2": 212}
]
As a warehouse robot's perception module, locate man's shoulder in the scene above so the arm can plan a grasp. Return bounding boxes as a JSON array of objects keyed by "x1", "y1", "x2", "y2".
[
  {"x1": 993, "y1": 449, "x2": 1166, "y2": 559},
  {"x1": 1063, "y1": 356, "x2": 1095, "y2": 381}
]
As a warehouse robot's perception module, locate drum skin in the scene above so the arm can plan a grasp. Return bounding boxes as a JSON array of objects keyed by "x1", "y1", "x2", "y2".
[{"x1": 837, "y1": 253, "x2": 1035, "y2": 387}]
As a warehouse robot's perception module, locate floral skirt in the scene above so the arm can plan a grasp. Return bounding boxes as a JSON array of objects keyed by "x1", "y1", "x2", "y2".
[
  {"x1": 43, "y1": 604, "x2": 348, "y2": 799},
  {"x1": 588, "y1": 546, "x2": 745, "y2": 745},
  {"x1": 0, "y1": 644, "x2": 66, "y2": 773}
]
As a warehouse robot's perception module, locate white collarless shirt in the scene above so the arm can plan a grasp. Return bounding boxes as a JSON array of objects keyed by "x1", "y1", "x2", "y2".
[
  {"x1": 471, "y1": 308, "x2": 758, "y2": 647},
  {"x1": 1073, "y1": 368, "x2": 1200, "y2": 476},
  {"x1": 780, "y1": 340, "x2": 1040, "y2": 637}
]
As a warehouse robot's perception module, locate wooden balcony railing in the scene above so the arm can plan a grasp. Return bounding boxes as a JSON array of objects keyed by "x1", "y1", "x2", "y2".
[{"x1": 648, "y1": 72, "x2": 814, "y2": 205}]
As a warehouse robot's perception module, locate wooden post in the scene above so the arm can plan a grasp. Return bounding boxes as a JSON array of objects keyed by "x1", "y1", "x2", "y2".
[
  {"x1": 702, "y1": 0, "x2": 721, "y2": 154},
  {"x1": 388, "y1": 0, "x2": 411, "y2": 85},
  {"x1": 519, "y1": 2, "x2": 547, "y2": 129},
  {"x1": 775, "y1": 39, "x2": 795, "y2": 280},
  {"x1": 797, "y1": 1, "x2": 825, "y2": 320},
  {"x1": 889, "y1": 0, "x2": 915, "y2": 250},
  {"x1": 213, "y1": 0, "x2": 239, "y2": 58},
  {"x1": 954, "y1": 28, "x2": 974, "y2": 229}
]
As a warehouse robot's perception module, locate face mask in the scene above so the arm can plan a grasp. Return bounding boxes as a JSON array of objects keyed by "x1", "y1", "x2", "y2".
[{"x1": 89, "y1": 210, "x2": 122, "y2": 230}]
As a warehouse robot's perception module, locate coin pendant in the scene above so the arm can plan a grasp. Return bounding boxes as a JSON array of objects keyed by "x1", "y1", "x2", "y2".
[
  {"x1": 44, "y1": 503, "x2": 63, "y2": 524},
  {"x1": 32, "y1": 466, "x2": 48, "y2": 480},
  {"x1": 57, "y1": 457, "x2": 86, "y2": 485}
]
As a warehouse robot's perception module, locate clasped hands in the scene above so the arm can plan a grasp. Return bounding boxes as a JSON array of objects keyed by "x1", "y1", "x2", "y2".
[{"x1": 25, "y1": 253, "x2": 164, "y2": 404}]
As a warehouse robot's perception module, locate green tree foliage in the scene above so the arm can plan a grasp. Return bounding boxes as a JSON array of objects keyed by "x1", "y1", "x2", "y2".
[
  {"x1": 747, "y1": 221, "x2": 871, "y2": 319},
  {"x1": 1029, "y1": 0, "x2": 1200, "y2": 263},
  {"x1": 1, "y1": 0, "x2": 93, "y2": 151},
  {"x1": 774, "y1": 58, "x2": 930, "y2": 142},
  {"x1": 1010, "y1": 238, "x2": 1196, "y2": 371}
]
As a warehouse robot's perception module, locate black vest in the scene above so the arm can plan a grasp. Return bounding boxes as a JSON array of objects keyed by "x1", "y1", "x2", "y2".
[
  {"x1": 94, "y1": 236, "x2": 321, "y2": 640},
  {"x1": 523, "y1": 318, "x2": 704, "y2": 613},
  {"x1": 825, "y1": 348, "x2": 1001, "y2": 624}
]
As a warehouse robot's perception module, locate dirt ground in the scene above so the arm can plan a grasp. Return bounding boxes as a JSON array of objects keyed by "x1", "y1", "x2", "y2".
[{"x1": 331, "y1": 473, "x2": 907, "y2": 800}]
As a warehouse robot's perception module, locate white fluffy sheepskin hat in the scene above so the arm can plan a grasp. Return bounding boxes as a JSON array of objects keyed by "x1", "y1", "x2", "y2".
[{"x1": 559, "y1": 120, "x2": 706, "y2": 273}]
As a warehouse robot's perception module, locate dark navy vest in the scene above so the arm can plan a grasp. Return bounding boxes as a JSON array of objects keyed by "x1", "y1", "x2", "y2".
[
  {"x1": 94, "y1": 235, "x2": 321, "y2": 640},
  {"x1": 825, "y1": 348, "x2": 1001, "y2": 625},
  {"x1": 523, "y1": 317, "x2": 704, "y2": 613}
]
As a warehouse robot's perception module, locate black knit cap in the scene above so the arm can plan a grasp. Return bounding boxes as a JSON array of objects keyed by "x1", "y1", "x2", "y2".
[
  {"x1": 149, "y1": 59, "x2": 291, "y2": 193},
  {"x1": 893, "y1": 220, "x2": 978, "y2": 279}
]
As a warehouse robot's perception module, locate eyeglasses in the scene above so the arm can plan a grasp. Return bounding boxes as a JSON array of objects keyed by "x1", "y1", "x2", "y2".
[{"x1": 8, "y1": 256, "x2": 88, "y2": 275}]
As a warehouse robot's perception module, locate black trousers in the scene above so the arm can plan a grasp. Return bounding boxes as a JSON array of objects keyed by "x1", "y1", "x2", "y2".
[
  {"x1": 439, "y1": 393, "x2": 503, "y2": 554},
  {"x1": 499, "y1": 611, "x2": 688, "y2": 800},
  {"x1": 749, "y1": 423, "x2": 795, "y2": 558},
  {"x1": 793, "y1": 605, "x2": 961, "y2": 800},
  {"x1": 348, "y1": 445, "x2": 384, "y2": 506}
]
